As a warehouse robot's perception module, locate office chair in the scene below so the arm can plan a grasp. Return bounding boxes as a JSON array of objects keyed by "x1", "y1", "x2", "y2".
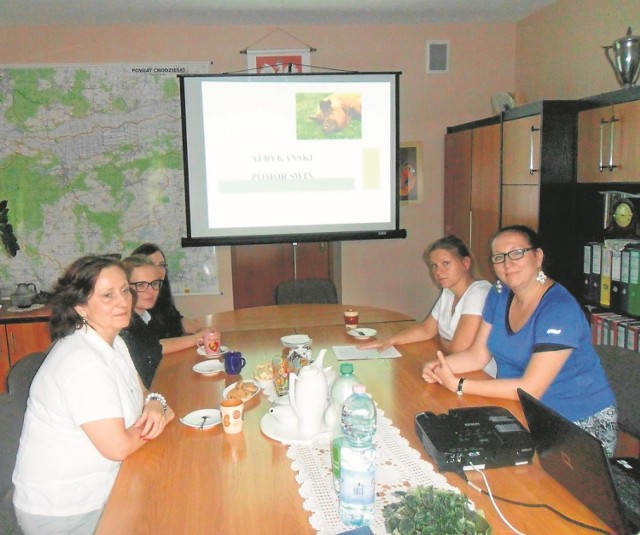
[
  {"x1": 7, "y1": 352, "x2": 47, "y2": 406},
  {"x1": 275, "y1": 278, "x2": 338, "y2": 305},
  {"x1": 594, "y1": 345, "x2": 640, "y2": 440},
  {"x1": 0, "y1": 393, "x2": 23, "y2": 533}
]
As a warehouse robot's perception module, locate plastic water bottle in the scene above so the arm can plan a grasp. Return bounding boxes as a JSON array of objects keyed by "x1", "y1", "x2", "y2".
[
  {"x1": 338, "y1": 384, "x2": 377, "y2": 528},
  {"x1": 330, "y1": 363, "x2": 360, "y2": 492}
]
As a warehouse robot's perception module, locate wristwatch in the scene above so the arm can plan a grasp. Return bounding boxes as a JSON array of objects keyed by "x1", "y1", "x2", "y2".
[{"x1": 456, "y1": 378, "x2": 466, "y2": 396}]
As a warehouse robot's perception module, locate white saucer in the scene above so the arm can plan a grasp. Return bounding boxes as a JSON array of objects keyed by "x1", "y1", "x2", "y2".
[
  {"x1": 222, "y1": 380, "x2": 261, "y2": 402},
  {"x1": 196, "y1": 345, "x2": 228, "y2": 358},
  {"x1": 260, "y1": 412, "x2": 328, "y2": 444},
  {"x1": 192, "y1": 361, "x2": 224, "y2": 375},
  {"x1": 347, "y1": 328, "x2": 377, "y2": 340},
  {"x1": 180, "y1": 409, "x2": 222, "y2": 429}
]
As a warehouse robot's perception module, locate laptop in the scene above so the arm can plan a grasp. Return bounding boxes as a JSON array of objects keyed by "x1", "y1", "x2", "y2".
[{"x1": 517, "y1": 388, "x2": 640, "y2": 535}]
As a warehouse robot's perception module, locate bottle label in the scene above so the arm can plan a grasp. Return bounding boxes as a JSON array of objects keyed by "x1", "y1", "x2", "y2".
[
  {"x1": 339, "y1": 449, "x2": 375, "y2": 505},
  {"x1": 331, "y1": 437, "x2": 343, "y2": 482}
]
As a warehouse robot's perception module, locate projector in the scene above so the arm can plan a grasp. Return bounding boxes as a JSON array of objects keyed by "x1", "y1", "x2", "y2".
[{"x1": 415, "y1": 406, "x2": 534, "y2": 471}]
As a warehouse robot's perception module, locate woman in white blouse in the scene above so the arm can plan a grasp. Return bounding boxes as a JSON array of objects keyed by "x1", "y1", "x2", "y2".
[
  {"x1": 361, "y1": 235, "x2": 495, "y2": 374},
  {"x1": 12, "y1": 255, "x2": 174, "y2": 535}
]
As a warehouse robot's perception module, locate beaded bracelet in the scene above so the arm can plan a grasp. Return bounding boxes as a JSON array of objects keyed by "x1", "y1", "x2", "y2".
[
  {"x1": 144, "y1": 392, "x2": 167, "y2": 413},
  {"x1": 456, "y1": 378, "x2": 466, "y2": 396}
]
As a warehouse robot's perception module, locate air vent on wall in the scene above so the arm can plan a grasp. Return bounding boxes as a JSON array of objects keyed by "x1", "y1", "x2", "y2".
[{"x1": 426, "y1": 41, "x2": 449, "y2": 73}]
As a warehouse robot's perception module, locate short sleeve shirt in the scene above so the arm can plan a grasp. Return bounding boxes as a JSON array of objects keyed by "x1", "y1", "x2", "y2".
[
  {"x1": 431, "y1": 280, "x2": 491, "y2": 341},
  {"x1": 482, "y1": 283, "x2": 615, "y2": 421},
  {"x1": 13, "y1": 327, "x2": 143, "y2": 516}
]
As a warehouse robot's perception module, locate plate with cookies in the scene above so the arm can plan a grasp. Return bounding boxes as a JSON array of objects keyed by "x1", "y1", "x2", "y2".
[{"x1": 223, "y1": 379, "x2": 261, "y2": 402}]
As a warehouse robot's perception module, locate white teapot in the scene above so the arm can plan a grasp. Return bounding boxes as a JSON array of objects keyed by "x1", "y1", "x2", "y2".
[{"x1": 288, "y1": 349, "x2": 329, "y2": 439}]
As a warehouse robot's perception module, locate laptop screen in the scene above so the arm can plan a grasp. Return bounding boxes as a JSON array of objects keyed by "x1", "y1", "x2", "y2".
[{"x1": 517, "y1": 388, "x2": 630, "y2": 535}]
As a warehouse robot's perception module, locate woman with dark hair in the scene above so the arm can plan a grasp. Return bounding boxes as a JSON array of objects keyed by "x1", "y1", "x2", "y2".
[
  {"x1": 131, "y1": 243, "x2": 200, "y2": 337},
  {"x1": 13, "y1": 255, "x2": 174, "y2": 534},
  {"x1": 120, "y1": 254, "x2": 214, "y2": 387},
  {"x1": 361, "y1": 235, "x2": 493, "y2": 370},
  {"x1": 423, "y1": 225, "x2": 618, "y2": 456}
]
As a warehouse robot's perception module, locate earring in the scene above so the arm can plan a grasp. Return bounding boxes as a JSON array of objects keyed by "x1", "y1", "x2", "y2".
[
  {"x1": 495, "y1": 280, "x2": 503, "y2": 294},
  {"x1": 536, "y1": 270, "x2": 547, "y2": 284},
  {"x1": 80, "y1": 315, "x2": 89, "y2": 325}
]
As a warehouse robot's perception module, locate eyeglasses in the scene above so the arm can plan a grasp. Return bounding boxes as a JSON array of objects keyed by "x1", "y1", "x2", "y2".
[
  {"x1": 490, "y1": 247, "x2": 535, "y2": 264},
  {"x1": 130, "y1": 280, "x2": 163, "y2": 292}
]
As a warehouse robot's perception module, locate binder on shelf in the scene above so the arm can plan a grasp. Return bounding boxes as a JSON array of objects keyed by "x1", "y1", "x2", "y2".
[
  {"x1": 590, "y1": 311, "x2": 618, "y2": 345},
  {"x1": 627, "y1": 247, "x2": 640, "y2": 317},
  {"x1": 619, "y1": 320, "x2": 640, "y2": 348},
  {"x1": 609, "y1": 248, "x2": 622, "y2": 311},
  {"x1": 602, "y1": 314, "x2": 623, "y2": 345},
  {"x1": 583, "y1": 243, "x2": 594, "y2": 302},
  {"x1": 626, "y1": 322, "x2": 640, "y2": 351},
  {"x1": 599, "y1": 245, "x2": 612, "y2": 308},
  {"x1": 620, "y1": 248, "x2": 631, "y2": 314},
  {"x1": 609, "y1": 315, "x2": 633, "y2": 346},
  {"x1": 590, "y1": 243, "x2": 602, "y2": 305}
]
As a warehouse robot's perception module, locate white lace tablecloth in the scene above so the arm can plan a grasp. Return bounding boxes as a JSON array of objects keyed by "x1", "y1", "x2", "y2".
[{"x1": 285, "y1": 409, "x2": 458, "y2": 535}]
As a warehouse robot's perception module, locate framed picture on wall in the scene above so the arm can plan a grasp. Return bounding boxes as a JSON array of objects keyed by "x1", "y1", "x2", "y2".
[
  {"x1": 246, "y1": 48, "x2": 311, "y2": 74},
  {"x1": 399, "y1": 142, "x2": 423, "y2": 205}
]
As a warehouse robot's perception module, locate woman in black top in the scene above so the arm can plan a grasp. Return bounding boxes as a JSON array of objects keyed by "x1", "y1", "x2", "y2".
[
  {"x1": 121, "y1": 255, "x2": 215, "y2": 386},
  {"x1": 120, "y1": 255, "x2": 165, "y2": 387},
  {"x1": 132, "y1": 243, "x2": 196, "y2": 337}
]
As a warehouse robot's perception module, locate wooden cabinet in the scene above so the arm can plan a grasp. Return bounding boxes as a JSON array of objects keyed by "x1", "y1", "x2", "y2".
[
  {"x1": 0, "y1": 307, "x2": 51, "y2": 392},
  {"x1": 444, "y1": 120, "x2": 501, "y2": 281},
  {"x1": 501, "y1": 114, "x2": 541, "y2": 229},
  {"x1": 500, "y1": 102, "x2": 581, "y2": 296},
  {"x1": 577, "y1": 99, "x2": 640, "y2": 183}
]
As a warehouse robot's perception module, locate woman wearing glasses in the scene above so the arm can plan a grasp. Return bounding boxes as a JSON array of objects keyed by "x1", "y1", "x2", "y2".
[
  {"x1": 12, "y1": 255, "x2": 173, "y2": 534},
  {"x1": 423, "y1": 225, "x2": 617, "y2": 456},
  {"x1": 131, "y1": 243, "x2": 201, "y2": 338},
  {"x1": 360, "y1": 235, "x2": 495, "y2": 375},
  {"x1": 121, "y1": 255, "x2": 212, "y2": 388}
]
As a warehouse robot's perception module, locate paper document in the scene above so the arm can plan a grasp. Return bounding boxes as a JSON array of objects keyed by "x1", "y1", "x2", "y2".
[{"x1": 333, "y1": 345, "x2": 402, "y2": 361}]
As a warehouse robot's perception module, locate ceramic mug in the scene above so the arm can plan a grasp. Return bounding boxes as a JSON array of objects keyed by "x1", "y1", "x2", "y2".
[
  {"x1": 197, "y1": 331, "x2": 221, "y2": 356},
  {"x1": 220, "y1": 398, "x2": 244, "y2": 434},
  {"x1": 224, "y1": 351, "x2": 246, "y2": 375}
]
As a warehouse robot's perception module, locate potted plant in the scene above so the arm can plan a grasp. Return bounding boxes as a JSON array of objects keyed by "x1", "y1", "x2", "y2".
[{"x1": 383, "y1": 485, "x2": 492, "y2": 534}]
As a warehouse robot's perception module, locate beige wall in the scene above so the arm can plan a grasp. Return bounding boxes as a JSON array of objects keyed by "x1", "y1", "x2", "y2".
[
  {"x1": 516, "y1": 0, "x2": 640, "y2": 100},
  {"x1": 1, "y1": 22, "x2": 516, "y2": 320}
]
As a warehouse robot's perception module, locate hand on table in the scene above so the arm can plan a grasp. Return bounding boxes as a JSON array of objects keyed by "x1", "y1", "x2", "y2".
[
  {"x1": 137, "y1": 402, "x2": 175, "y2": 441},
  {"x1": 422, "y1": 351, "x2": 457, "y2": 392},
  {"x1": 357, "y1": 338, "x2": 393, "y2": 351}
]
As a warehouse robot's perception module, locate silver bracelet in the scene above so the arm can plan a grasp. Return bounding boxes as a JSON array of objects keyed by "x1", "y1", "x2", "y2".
[{"x1": 144, "y1": 392, "x2": 167, "y2": 413}]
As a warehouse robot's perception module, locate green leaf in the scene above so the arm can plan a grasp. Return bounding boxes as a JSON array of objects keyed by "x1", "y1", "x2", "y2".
[{"x1": 382, "y1": 485, "x2": 492, "y2": 535}]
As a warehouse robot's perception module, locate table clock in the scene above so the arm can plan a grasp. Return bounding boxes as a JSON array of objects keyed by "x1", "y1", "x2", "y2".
[{"x1": 605, "y1": 198, "x2": 640, "y2": 238}]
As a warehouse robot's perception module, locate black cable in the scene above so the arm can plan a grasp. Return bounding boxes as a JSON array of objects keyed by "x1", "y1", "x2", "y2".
[{"x1": 456, "y1": 470, "x2": 616, "y2": 535}]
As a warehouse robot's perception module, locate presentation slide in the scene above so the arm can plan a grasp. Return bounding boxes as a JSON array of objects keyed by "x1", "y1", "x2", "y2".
[{"x1": 180, "y1": 72, "x2": 402, "y2": 245}]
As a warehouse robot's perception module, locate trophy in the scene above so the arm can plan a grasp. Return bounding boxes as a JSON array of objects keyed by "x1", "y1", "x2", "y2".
[{"x1": 603, "y1": 27, "x2": 640, "y2": 88}]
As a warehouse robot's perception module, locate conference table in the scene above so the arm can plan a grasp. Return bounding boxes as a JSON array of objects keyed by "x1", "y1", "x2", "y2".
[{"x1": 96, "y1": 304, "x2": 615, "y2": 535}]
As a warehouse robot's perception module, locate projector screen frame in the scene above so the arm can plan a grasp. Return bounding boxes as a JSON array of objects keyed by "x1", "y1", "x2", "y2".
[{"x1": 179, "y1": 70, "x2": 405, "y2": 247}]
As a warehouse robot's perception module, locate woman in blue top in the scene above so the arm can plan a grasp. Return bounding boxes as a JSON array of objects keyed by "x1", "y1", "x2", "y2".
[{"x1": 423, "y1": 225, "x2": 618, "y2": 456}]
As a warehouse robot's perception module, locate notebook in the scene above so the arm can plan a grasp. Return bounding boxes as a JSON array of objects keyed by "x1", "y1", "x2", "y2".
[{"x1": 517, "y1": 388, "x2": 640, "y2": 535}]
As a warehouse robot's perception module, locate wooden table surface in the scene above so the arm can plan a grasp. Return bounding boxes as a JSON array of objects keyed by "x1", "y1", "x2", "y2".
[
  {"x1": 198, "y1": 303, "x2": 415, "y2": 332},
  {"x1": 96, "y1": 305, "x2": 615, "y2": 535}
]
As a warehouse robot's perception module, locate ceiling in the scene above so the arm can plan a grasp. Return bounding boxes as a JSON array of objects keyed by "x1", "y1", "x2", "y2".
[{"x1": 0, "y1": 0, "x2": 556, "y2": 27}]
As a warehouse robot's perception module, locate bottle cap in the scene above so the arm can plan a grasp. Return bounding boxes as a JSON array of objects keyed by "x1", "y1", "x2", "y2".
[
  {"x1": 353, "y1": 384, "x2": 366, "y2": 394},
  {"x1": 340, "y1": 362, "x2": 354, "y2": 374}
]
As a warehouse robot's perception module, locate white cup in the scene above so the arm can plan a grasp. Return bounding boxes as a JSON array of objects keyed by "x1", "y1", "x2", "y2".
[{"x1": 220, "y1": 399, "x2": 244, "y2": 434}]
